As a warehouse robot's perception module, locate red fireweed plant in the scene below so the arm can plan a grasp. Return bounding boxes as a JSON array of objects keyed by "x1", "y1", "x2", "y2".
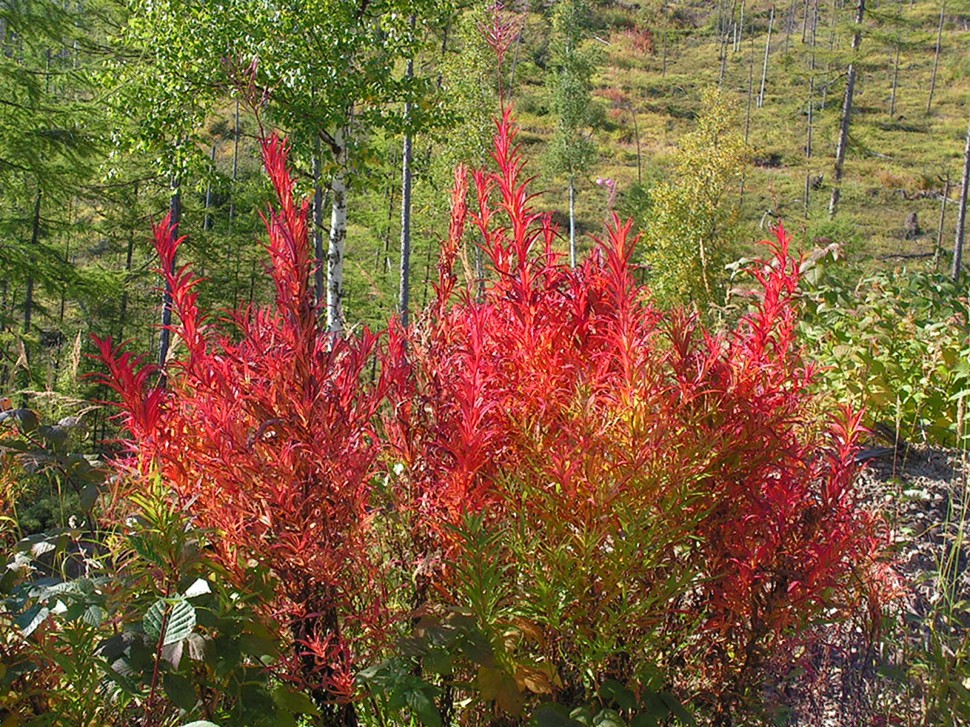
[
  {"x1": 94, "y1": 136, "x2": 404, "y2": 713},
  {"x1": 384, "y1": 107, "x2": 889, "y2": 719}
]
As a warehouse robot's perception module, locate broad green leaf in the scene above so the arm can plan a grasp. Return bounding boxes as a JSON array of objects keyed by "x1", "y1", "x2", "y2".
[
  {"x1": 404, "y1": 687, "x2": 442, "y2": 727},
  {"x1": 593, "y1": 709, "x2": 625, "y2": 727},
  {"x1": 144, "y1": 598, "x2": 196, "y2": 646},
  {"x1": 531, "y1": 703, "x2": 586, "y2": 727},
  {"x1": 164, "y1": 671, "x2": 197, "y2": 712},
  {"x1": 272, "y1": 686, "x2": 321, "y2": 716},
  {"x1": 183, "y1": 578, "x2": 211, "y2": 599},
  {"x1": 600, "y1": 678, "x2": 637, "y2": 711},
  {"x1": 16, "y1": 604, "x2": 49, "y2": 636}
]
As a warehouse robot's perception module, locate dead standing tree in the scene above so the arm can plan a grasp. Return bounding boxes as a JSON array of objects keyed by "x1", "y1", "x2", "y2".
[{"x1": 829, "y1": 0, "x2": 865, "y2": 218}]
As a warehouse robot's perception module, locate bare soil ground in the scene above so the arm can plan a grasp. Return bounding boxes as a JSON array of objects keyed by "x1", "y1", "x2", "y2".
[{"x1": 794, "y1": 448, "x2": 970, "y2": 725}]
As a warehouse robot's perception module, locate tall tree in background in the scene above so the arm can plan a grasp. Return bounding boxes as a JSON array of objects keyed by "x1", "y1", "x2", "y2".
[
  {"x1": 115, "y1": 0, "x2": 451, "y2": 337},
  {"x1": 953, "y1": 116, "x2": 970, "y2": 282},
  {"x1": 107, "y1": 0, "x2": 226, "y2": 365},
  {"x1": 0, "y1": 0, "x2": 100, "y2": 395},
  {"x1": 237, "y1": 0, "x2": 451, "y2": 335},
  {"x1": 829, "y1": 0, "x2": 866, "y2": 218},
  {"x1": 927, "y1": 0, "x2": 946, "y2": 114},
  {"x1": 549, "y1": 0, "x2": 596, "y2": 268}
]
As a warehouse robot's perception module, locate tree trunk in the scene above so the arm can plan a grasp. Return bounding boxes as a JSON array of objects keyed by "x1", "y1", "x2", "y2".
[
  {"x1": 399, "y1": 43, "x2": 415, "y2": 328},
  {"x1": 952, "y1": 117, "x2": 970, "y2": 282},
  {"x1": 741, "y1": 37, "x2": 755, "y2": 205},
  {"x1": 829, "y1": 0, "x2": 865, "y2": 218},
  {"x1": 22, "y1": 191, "x2": 41, "y2": 341},
  {"x1": 806, "y1": 0, "x2": 818, "y2": 159},
  {"x1": 328, "y1": 127, "x2": 348, "y2": 336},
  {"x1": 935, "y1": 176, "x2": 950, "y2": 272},
  {"x1": 927, "y1": 0, "x2": 946, "y2": 114},
  {"x1": 736, "y1": 0, "x2": 745, "y2": 51},
  {"x1": 314, "y1": 137, "x2": 326, "y2": 309},
  {"x1": 718, "y1": 31, "x2": 729, "y2": 87},
  {"x1": 204, "y1": 141, "x2": 216, "y2": 232},
  {"x1": 805, "y1": 0, "x2": 818, "y2": 214},
  {"x1": 783, "y1": 0, "x2": 797, "y2": 55},
  {"x1": 158, "y1": 180, "x2": 181, "y2": 368},
  {"x1": 568, "y1": 177, "x2": 576, "y2": 268},
  {"x1": 757, "y1": 6, "x2": 774, "y2": 108},
  {"x1": 229, "y1": 99, "x2": 240, "y2": 232}
]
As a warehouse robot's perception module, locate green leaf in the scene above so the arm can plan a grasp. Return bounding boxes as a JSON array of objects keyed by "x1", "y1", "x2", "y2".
[
  {"x1": 404, "y1": 686, "x2": 442, "y2": 727},
  {"x1": 272, "y1": 686, "x2": 321, "y2": 716},
  {"x1": 82, "y1": 604, "x2": 106, "y2": 628},
  {"x1": 592, "y1": 709, "x2": 626, "y2": 727},
  {"x1": 532, "y1": 703, "x2": 586, "y2": 727},
  {"x1": 80, "y1": 483, "x2": 102, "y2": 512},
  {"x1": 144, "y1": 597, "x2": 196, "y2": 646},
  {"x1": 183, "y1": 578, "x2": 211, "y2": 599},
  {"x1": 164, "y1": 671, "x2": 198, "y2": 712},
  {"x1": 17, "y1": 604, "x2": 50, "y2": 636},
  {"x1": 659, "y1": 693, "x2": 696, "y2": 726},
  {"x1": 600, "y1": 679, "x2": 637, "y2": 711}
]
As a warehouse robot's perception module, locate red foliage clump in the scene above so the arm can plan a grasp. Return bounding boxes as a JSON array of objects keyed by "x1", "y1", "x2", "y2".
[
  {"x1": 624, "y1": 25, "x2": 655, "y2": 55},
  {"x1": 385, "y1": 108, "x2": 887, "y2": 710},
  {"x1": 94, "y1": 136, "x2": 401, "y2": 707}
]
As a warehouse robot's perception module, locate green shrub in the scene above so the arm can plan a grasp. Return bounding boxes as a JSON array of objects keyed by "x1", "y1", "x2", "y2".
[{"x1": 801, "y1": 266, "x2": 970, "y2": 447}]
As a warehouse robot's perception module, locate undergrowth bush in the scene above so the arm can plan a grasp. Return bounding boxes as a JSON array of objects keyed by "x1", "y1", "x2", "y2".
[
  {"x1": 94, "y1": 137, "x2": 403, "y2": 724},
  {"x1": 0, "y1": 417, "x2": 307, "y2": 725},
  {"x1": 800, "y1": 266, "x2": 970, "y2": 448},
  {"x1": 383, "y1": 110, "x2": 889, "y2": 724}
]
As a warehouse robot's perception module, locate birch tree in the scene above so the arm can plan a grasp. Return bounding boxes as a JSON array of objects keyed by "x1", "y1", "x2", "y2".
[
  {"x1": 953, "y1": 117, "x2": 970, "y2": 282},
  {"x1": 549, "y1": 0, "x2": 596, "y2": 268}
]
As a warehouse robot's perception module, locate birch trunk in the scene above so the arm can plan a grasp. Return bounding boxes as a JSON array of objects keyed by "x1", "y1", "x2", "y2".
[
  {"x1": 328, "y1": 127, "x2": 348, "y2": 336},
  {"x1": 158, "y1": 180, "x2": 181, "y2": 368},
  {"x1": 757, "y1": 6, "x2": 774, "y2": 108},
  {"x1": 568, "y1": 177, "x2": 576, "y2": 268},
  {"x1": 952, "y1": 117, "x2": 970, "y2": 282}
]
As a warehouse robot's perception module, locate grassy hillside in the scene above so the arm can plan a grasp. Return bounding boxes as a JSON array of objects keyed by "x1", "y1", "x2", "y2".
[{"x1": 501, "y1": 0, "x2": 970, "y2": 268}]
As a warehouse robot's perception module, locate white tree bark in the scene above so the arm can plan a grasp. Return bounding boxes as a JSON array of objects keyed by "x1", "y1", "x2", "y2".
[
  {"x1": 328, "y1": 126, "x2": 347, "y2": 336},
  {"x1": 757, "y1": 5, "x2": 774, "y2": 108},
  {"x1": 568, "y1": 176, "x2": 576, "y2": 268},
  {"x1": 952, "y1": 117, "x2": 970, "y2": 282}
]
